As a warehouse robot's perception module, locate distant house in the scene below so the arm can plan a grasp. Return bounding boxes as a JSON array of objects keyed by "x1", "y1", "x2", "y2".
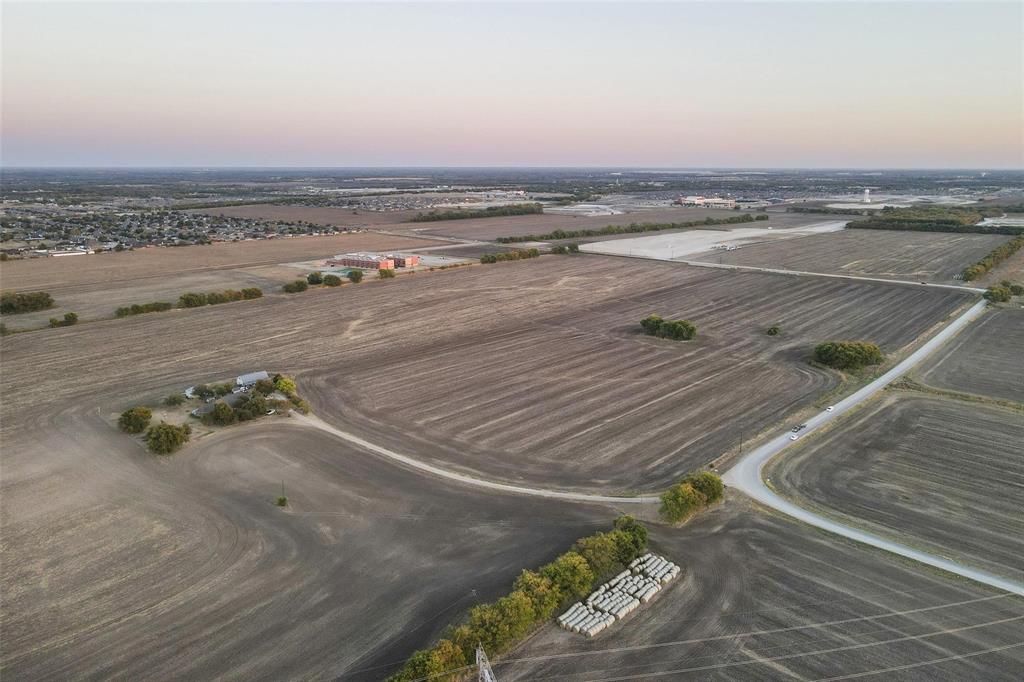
[{"x1": 236, "y1": 370, "x2": 270, "y2": 387}]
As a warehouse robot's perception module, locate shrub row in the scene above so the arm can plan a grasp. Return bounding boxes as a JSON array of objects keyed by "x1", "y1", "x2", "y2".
[
  {"x1": 813, "y1": 340, "x2": 885, "y2": 371},
  {"x1": 1, "y1": 291, "x2": 54, "y2": 314},
  {"x1": 962, "y1": 235, "x2": 1024, "y2": 281},
  {"x1": 48, "y1": 312, "x2": 78, "y2": 328},
  {"x1": 480, "y1": 248, "x2": 541, "y2": 264},
  {"x1": 660, "y1": 471, "x2": 724, "y2": 523},
  {"x1": 202, "y1": 392, "x2": 291, "y2": 426},
  {"x1": 640, "y1": 314, "x2": 697, "y2": 341},
  {"x1": 550, "y1": 243, "x2": 580, "y2": 254},
  {"x1": 179, "y1": 288, "x2": 262, "y2": 307},
  {"x1": 410, "y1": 203, "x2": 543, "y2": 222},
  {"x1": 385, "y1": 517, "x2": 649, "y2": 682},
  {"x1": 116, "y1": 301, "x2": 174, "y2": 317},
  {"x1": 495, "y1": 214, "x2": 756, "y2": 243}
]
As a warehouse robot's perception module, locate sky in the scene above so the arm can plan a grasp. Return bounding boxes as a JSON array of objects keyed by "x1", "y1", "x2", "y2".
[{"x1": 2, "y1": 1, "x2": 1022, "y2": 168}]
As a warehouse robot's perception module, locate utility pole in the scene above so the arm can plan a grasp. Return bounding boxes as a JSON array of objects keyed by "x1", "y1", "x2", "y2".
[{"x1": 476, "y1": 645, "x2": 497, "y2": 682}]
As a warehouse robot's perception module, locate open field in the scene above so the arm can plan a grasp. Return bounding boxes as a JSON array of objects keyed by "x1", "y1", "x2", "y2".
[
  {"x1": 0, "y1": 232, "x2": 442, "y2": 291},
  {"x1": 190, "y1": 203, "x2": 851, "y2": 242},
  {"x1": 915, "y1": 307, "x2": 1024, "y2": 402},
  {"x1": 690, "y1": 228, "x2": 1012, "y2": 282},
  {"x1": 0, "y1": 419, "x2": 615, "y2": 681},
  {"x1": 0, "y1": 232, "x2": 442, "y2": 327},
  {"x1": 2, "y1": 256, "x2": 972, "y2": 493},
  {"x1": 766, "y1": 393, "x2": 1024, "y2": 582},
  {"x1": 500, "y1": 497, "x2": 1024, "y2": 681}
]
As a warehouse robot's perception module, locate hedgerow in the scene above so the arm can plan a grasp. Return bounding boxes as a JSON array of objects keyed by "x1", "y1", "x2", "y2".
[
  {"x1": 659, "y1": 471, "x2": 724, "y2": 523},
  {"x1": 479, "y1": 248, "x2": 540, "y2": 264},
  {"x1": 384, "y1": 517, "x2": 649, "y2": 682},
  {"x1": 813, "y1": 340, "x2": 885, "y2": 371},
  {"x1": 495, "y1": 214, "x2": 756, "y2": 243}
]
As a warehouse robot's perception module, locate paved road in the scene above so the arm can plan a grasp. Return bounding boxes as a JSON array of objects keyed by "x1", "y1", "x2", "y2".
[
  {"x1": 296, "y1": 413, "x2": 659, "y2": 505},
  {"x1": 723, "y1": 298, "x2": 1024, "y2": 597}
]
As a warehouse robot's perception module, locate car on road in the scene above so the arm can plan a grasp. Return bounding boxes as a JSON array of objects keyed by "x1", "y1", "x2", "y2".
[
  {"x1": 791, "y1": 426, "x2": 801, "y2": 433},
  {"x1": 789, "y1": 434, "x2": 799, "y2": 441},
  {"x1": 826, "y1": 406, "x2": 834, "y2": 412}
]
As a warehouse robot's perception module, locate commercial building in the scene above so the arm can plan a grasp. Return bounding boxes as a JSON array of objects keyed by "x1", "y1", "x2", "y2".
[
  {"x1": 387, "y1": 254, "x2": 420, "y2": 268},
  {"x1": 676, "y1": 195, "x2": 737, "y2": 209},
  {"x1": 327, "y1": 253, "x2": 395, "y2": 270}
]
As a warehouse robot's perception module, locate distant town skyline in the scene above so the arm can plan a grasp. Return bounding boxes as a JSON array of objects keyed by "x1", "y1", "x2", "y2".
[{"x1": 3, "y1": 1, "x2": 1021, "y2": 169}]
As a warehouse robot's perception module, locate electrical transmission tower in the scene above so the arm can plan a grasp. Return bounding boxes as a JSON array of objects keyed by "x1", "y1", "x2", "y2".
[{"x1": 476, "y1": 645, "x2": 497, "y2": 682}]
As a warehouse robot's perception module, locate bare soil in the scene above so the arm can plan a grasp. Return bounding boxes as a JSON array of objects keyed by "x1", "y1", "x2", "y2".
[
  {"x1": 501, "y1": 496, "x2": 1024, "y2": 680},
  {"x1": 693, "y1": 228, "x2": 1011, "y2": 283},
  {"x1": 766, "y1": 393, "x2": 1024, "y2": 582},
  {"x1": 914, "y1": 307, "x2": 1024, "y2": 403}
]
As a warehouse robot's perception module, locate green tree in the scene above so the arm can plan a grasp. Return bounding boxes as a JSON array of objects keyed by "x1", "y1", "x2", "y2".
[
  {"x1": 322, "y1": 274, "x2": 342, "y2": 286},
  {"x1": 164, "y1": 394, "x2": 185, "y2": 406},
  {"x1": 513, "y1": 570, "x2": 562, "y2": 620},
  {"x1": 282, "y1": 280, "x2": 308, "y2": 293},
  {"x1": 378, "y1": 268, "x2": 396, "y2": 279},
  {"x1": 274, "y1": 374, "x2": 297, "y2": 396},
  {"x1": 660, "y1": 482, "x2": 706, "y2": 523},
  {"x1": 682, "y1": 471, "x2": 724, "y2": 503},
  {"x1": 813, "y1": 341, "x2": 885, "y2": 370},
  {"x1": 572, "y1": 531, "x2": 625, "y2": 580},
  {"x1": 613, "y1": 515, "x2": 648, "y2": 557},
  {"x1": 118, "y1": 406, "x2": 153, "y2": 434},
  {"x1": 241, "y1": 287, "x2": 263, "y2": 299},
  {"x1": 539, "y1": 551, "x2": 594, "y2": 600},
  {"x1": 178, "y1": 292, "x2": 208, "y2": 308},
  {"x1": 307, "y1": 271, "x2": 323, "y2": 285},
  {"x1": 146, "y1": 422, "x2": 191, "y2": 454},
  {"x1": 640, "y1": 314, "x2": 664, "y2": 335},
  {"x1": 984, "y1": 286, "x2": 1012, "y2": 303},
  {"x1": 1, "y1": 291, "x2": 54, "y2": 314},
  {"x1": 766, "y1": 325, "x2": 781, "y2": 336},
  {"x1": 204, "y1": 402, "x2": 236, "y2": 426},
  {"x1": 347, "y1": 270, "x2": 364, "y2": 283}
]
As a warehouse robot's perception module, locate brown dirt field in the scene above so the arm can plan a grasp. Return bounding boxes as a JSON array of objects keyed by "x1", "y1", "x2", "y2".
[
  {"x1": 0, "y1": 416, "x2": 617, "y2": 681},
  {"x1": 502, "y1": 496, "x2": 1024, "y2": 681},
  {"x1": 190, "y1": 204, "x2": 847, "y2": 242},
  {"x1": 1, "y1": 256, "x2": 972, "y2": 493},
  {"x1": 694, "y1": 228, "x2": 1011, "y2": 283},
  {"x1": 397, "y1": 208, "x2": 842, "y2": 242},
  {"x1": 914, "y1": 307, "x2": 1024, "y2": 403},
  {"x1": 766, "y1": 393, "x2": 1024, "y2": 582},
  {"x1": 0, "y1": 232, "x2": 443, "y2": 292}
]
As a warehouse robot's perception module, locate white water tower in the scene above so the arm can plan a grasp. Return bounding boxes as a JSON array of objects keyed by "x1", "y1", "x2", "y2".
[{"x1": 863, "y1": 189, "x2": 871, "y2": 204}]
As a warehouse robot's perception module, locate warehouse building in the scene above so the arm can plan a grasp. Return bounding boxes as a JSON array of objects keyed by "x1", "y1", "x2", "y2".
[{"x1": 387, "y1": 254, "x2": 420, "y2": 268}]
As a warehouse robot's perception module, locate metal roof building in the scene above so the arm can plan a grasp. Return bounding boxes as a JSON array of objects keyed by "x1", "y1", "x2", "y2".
[{"x1": 236, "y1": 371, "x2": 270, "y2": 387}]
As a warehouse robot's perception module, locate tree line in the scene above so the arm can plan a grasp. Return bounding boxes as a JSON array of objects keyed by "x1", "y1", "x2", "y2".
[
  {"x1": 962, "y1": 235, "x2": 1024, "y2": 281},
  {"x1": 178, "y1": 288, "x2": 263, "y2": 307},
  {"x1": 385, "y1": 517, "x2": 650, "y2": 682},
  {"x1": 813, "y1": 340, "x2": 885, "y2": 371},
  {"x1": 495, "y1": 214, "x2": 759, "y2": 243},
  {"x1": 410, "y1": 203, "x2": 543, "y2": 222},
  {"x1": 847, "y1": 206, "x2": 1024, "y2": 236},
  {"x1": 640, "y1": 314, "x2": 697, "y2": 341},
  {"x1": 118, "y1": 406, "x2": 192, "y2": 454},
  {"x1": 660, "y1": 471, "x2": 724, "y2": 524},
  {"x1": 984, "y1": 281, "x2": 1023, "y2": 303},
  {"x1": 480, "y1": 248, "x2": 541, "y2": 264},
  {"x1": 1, "y1": 291, "x2": 54, "y2": 314}
]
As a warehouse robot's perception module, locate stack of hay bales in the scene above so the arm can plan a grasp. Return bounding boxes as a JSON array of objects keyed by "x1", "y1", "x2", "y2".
[{"x1": 557, "y1": 553, "x2": 680, "y2": 637}]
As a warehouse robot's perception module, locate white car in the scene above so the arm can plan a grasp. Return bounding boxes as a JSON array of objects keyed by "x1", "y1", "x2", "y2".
[
  {"x1": 826, "y1": 406, "x2": 835, "y2": 412},
  {"x1": 789, "y1": 434, "x2": 799, "y2": 441}
]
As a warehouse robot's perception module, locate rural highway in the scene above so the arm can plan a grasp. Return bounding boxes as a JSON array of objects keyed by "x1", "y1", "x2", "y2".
[{"x1": 723, "y1": 297, "x2": 1024, "y2": 598}]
